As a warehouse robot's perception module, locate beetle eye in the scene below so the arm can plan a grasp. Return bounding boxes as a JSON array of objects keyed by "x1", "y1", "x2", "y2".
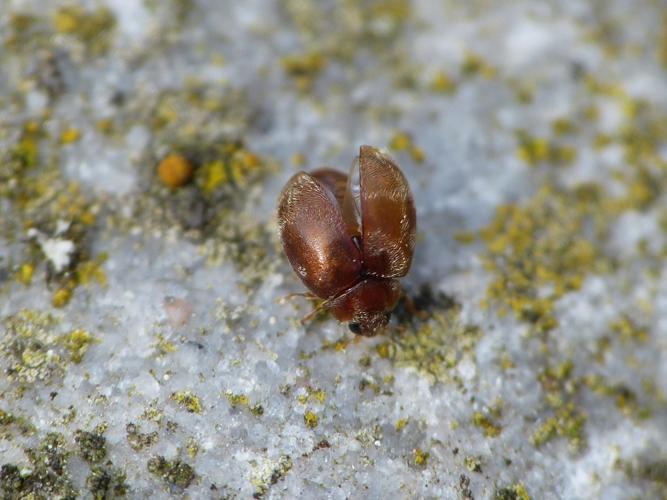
[
  {"x1": 384, "y1": 312, "x2": 391, "y2": 323},
  {"x1": 348, "y1": 322, "x2": 362, "y2": 334}
]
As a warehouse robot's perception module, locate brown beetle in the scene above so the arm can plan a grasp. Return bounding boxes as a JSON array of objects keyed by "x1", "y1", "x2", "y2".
[{"x1": 278, "y1": 145, "x2": 417, "y2": 336}]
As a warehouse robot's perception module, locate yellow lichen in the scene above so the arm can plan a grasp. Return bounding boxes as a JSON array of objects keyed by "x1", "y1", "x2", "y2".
[
  {"x1": 480, "y1": 185, "x2": 609, "y2": 333},
  {"x1": 389, "y1": 131, "x2": 425, "y2": 163},
  {"x1": 430, "y1": 70, "x2": 457, "y2": 93},
  {"x1": 52, "y1": 286, "x2": 74, "y2": 308},
  {"x1": 225, "y1": 391, "x2": 249, "y2": 407},
  {"x1": 413, "y1": 448, "x2": 429, "y2": 466},
  {"x1": 461, "y1": 52, "x2": 497, "y2": 79},
  {"x1": 531, "y1": 402, "x2": 587, "y2": 453},
  {"x1": 153, "y1": 334, "x2": 177, "y2": 356},
  {"x1": 515, "y1": 130, "x2": 577, "y2": 167},
  {"x1": 281, "y1": 52, "x2": 327, "y2": 92},
  {"x1": 660, "y1": 12, "x2": 667, "y2": 68},
  {"x1": 378, "y1": 293, "x2": 480, "y2": 384},
  {"x1": 453, "y1": 231, "x2": 476, "y2": 244},
  {"x1": 472, "y1": 411, "x2": 502, "y2": 438},
  {"x1": 60, "y1": 128, "x2": 81, "y2": 144},
  {"x1": 310, "y1": 388, "x2": 326, "y2": 404},
  {"x1": 17, "y1": 263, "x2": 34, "y2": 285},
  {"x1": 303, "y1": 410, "x2": 319, "y2": 429},
  {"x1": 610, "y1": 315, "x2": 649, "y2": 343},
  {"x1": 53, "y1": 6, "x2": 116, "y2": 55},
  {"x1": 551, "y1": 118, "x2": 576, "y2": 136},
  {"x1": 76, "y1": 254, "x2": 108, "y2": 287}
]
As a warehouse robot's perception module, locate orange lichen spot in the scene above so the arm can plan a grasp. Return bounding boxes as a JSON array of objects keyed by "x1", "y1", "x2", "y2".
[{"x1": 157, "y1": 153, "x2": 194, "y2": 188}]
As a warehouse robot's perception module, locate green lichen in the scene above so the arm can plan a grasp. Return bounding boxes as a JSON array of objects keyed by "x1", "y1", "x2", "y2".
[
  {"x1": 376, "y1": 295, "x2": 481, "y2": 385},
  {"x1": 53, "y1": 5, "x2": 116, "y2": 56},
  {"x1": 0, "y1": 432, "x2": 76, "y2": 499},
  {"x1": 538, "y1": 360, "x2": 576, "y2": 409},
  {"x1": 515, "y1": 130, "x2": 577, "y2": 167},
  {"x1": 74, "y1": 430, "x2": 107, "y2": 464},
  {"x1": 389, "y1": 131, "x2": 426, "y2": 163},
  {"x1": 355, "y1": 425, "x2": 383, "y2": 448},
  {"x1": 0, "y1": 410, "x2": 16, "y2": 427},
  {"x1": 531, "y1": 402, "x2": 587, "y2": 454},
  {"x1": 495, "y1": 482, "x2": 531, "y2": 500},
  {"x1": 480, "y1": 185, "x2": 610, "y2": 333},
  {"x1": 251, "y1": 454, "x2": 293, "y2": 498},
  {"x1": 584, "y1": 375, "x2": 650, "y2": 420},
  {"x1": 1, "y1": 310, "x2": 99, "y2": 388},
  {"x1": 119, "y1": 132, "x2": 276, "y2": 289},
  {"x1": 152, "y1": 333, "x2": 177, "y2": 356},
  {"x1": 59, "y1": 329, "x2": 98, "y2": 363},
  {"x1": 4, "y1": 13, "x2": 44, "y2": 50},
  {"x1": 281, "y1": 52, "x2": 327, "y2": 92},
  {"x1": 471, "y1": 411, "x2": 502, "y2": 438},
  {"x1": 660, "y1": 12, "x2": 667, "y2": 68},
  {"x1": 170, "y1": 391, "x2": 203, "y2": 414},
  {"x1": 225, "y1": 391, "x2": 250, "y2": 408},
  {"x1": 1, "y1": 310, "x2": 63, "y2": 386},
  {"x1": 461, "y1": 52, "x2": 497, "y2": 79},
  {"x1": 250, "y1": 404, "x2": 265, "y2": 417},
  {"x1": 464, "y1": 455, "x2": 483, "y2": 473},
  {"x1": 395, "y1": 418, "x2": 409, "y2": 432},
  {"x1": 126, "y1": 423, "x2": 159, "y2": 451},
  {"x1": 430, "y1": 70, "x2": 457, "y2": 94},
  {"x1": 282, "y1": 0, "x2": 415, "y2": 93},
  {"x1": 141, "y1": 403, "x2": 164, "y2": 425},
  {"x1": 222, "y1": 391, "x2": 264, "y2": 417},
  {"x1": 0, "y1": 121, "x2": 106, "y2": 306},
  {"x1": 186, "y1": 437, "x2": 199, "y2": 459},
  {"x1": 0, "y1": 409, "x2": 35, "y2": 439},
  {"x1": 298, "y1": 387, "x2": 327, "y2": 405},
  {"x1": 530, "y1": 358, "x2": 589, "y2": 453},
  {"x1": 147, "y1": 456, "x2": 195, "y2": 489},
  {"x1": 624, "y1": 457, "x2": 667, "y2": 488},
  {"x1": 609, "y1": 314, "x2": 649, "y2": 343},
  {"x1": 86, "y1": 465, "x2": 128, "y2": 499}
]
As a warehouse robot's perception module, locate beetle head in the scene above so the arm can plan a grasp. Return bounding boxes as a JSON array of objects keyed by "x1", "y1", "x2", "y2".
[{"x1": 327, "y1": 278, "x2": 401, "y2": 336}]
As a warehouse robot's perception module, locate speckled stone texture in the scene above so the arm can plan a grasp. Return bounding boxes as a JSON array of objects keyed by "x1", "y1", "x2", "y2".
[{"x1": 1, "y1": 1, "x2": 666, "y2": 499}]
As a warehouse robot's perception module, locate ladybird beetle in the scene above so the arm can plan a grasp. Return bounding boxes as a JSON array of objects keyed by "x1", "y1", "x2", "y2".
[{"x1": 278, "y1": 145, "x2": 417, "y2": 336}]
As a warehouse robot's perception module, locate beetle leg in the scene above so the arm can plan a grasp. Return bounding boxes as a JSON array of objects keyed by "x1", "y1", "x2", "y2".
[
  {"x1": 277, "y1": 291, "x2": 319, "y2": 304},
  {"x1": 300, "y1": 298, "x2": 331, "y2": 325},
  {"x1": 402, "y1": 292, "x2": 418, "y2": 317}
]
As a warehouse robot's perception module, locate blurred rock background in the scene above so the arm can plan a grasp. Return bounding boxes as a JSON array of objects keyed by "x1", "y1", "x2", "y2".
[{"x1": 1, "y1": 0, "x2": 666, "y2": 498}]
